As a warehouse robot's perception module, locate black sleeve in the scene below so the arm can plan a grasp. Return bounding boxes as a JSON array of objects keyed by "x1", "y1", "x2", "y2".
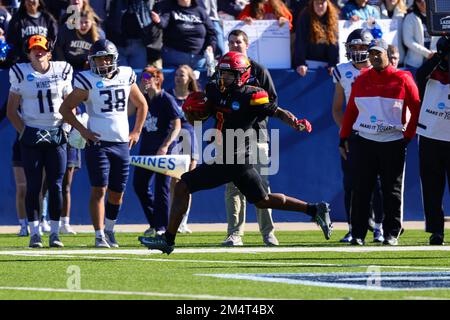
[
  {"x1": 202, "y1": 10, "x2": 217, "y2": 52},
  {"x1": 5, "y1": 15, "x2": 21, "y2": 65},
  {"x1": 415, "y1": 55, "x2": 441, "y2": 101},
  {"x1": 46, "y1": 13, "x2": 58, "y2": 45},
  {"x1": 0, "y1": 100, "x2": 6, "y2": 123},
  {"x1": 293, "y1": 11, "x2": 308, "y2": 67},
  {"x1": 252, "y1": 61, "x2": 278, "y2": 104}
]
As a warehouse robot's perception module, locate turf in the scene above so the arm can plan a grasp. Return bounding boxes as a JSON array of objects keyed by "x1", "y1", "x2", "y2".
[{"x1": 0, "y1": 229, "x2": 449, "y2": 300}]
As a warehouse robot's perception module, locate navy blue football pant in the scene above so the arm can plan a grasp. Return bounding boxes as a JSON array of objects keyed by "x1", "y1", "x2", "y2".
[
  {"x1": 341, "y1": 133, "x2": 384, "y2": 226},
  {"x1": 350, "y1": 136, "x2": 405, "y2": 240},
  {"x1": 21, "y1": 143, "x2": 67, "y2": 222},
  {"x1": 133, "y1": 166, "x2": 171, "y2": 232},
  {"x1": 419, "y1": 136, "x2": 450, "y2": 235}
]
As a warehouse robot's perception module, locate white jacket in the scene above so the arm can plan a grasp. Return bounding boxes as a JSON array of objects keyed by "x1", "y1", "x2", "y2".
[
  {"x1": 402, "y1": 12, "x2": 439, "y2": 68},
  {"x1": 378, "y1": 4, "x2": 406, "y2": 65}
]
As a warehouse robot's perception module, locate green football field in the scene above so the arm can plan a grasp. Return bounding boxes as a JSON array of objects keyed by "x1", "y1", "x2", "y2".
[{"x1": 1, "y1": 229, "x2": 450, "y2": 300}]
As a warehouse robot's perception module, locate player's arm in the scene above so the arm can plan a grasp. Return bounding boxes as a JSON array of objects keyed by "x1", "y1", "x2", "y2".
[
  {"x1": 6, "y1": 91, "x2": 24, "y2": 135},
  {"x1": 128, "y1": 83, "x2": 148, "y2": 149},
  {"x1": 60, "y1": 88, "x2": 100, "y2": 143},
  {"x1": 273, "y1": 107, "x2": 312, "y2": 132},
  {"x1": 157, "y1": 118, "x2": 181, "y2": 155},
  {"x1": 331, "y1": 82, "x2": 345, "y2": 129}
]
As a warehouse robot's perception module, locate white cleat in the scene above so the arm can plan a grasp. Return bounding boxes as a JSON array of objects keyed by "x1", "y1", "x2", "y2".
[{"x1": 60, "y1": 224, "x2": 77, "y2": 235}]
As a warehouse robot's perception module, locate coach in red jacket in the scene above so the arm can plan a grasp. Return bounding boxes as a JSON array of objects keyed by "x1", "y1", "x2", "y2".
[{"x1": 339, "y1": 39, "x2": 421, "y2": 246}]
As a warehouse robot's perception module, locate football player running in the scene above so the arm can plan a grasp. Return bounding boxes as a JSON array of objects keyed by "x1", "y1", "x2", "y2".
[
  {"x1": 60, "y1": 39, "x2": 148, "y2": 248},
  {"x1": 139, "y1": 51, "x2": 333, "y2": 254},
  {"x1": 7, "y1": 35, "x2": 73, "y2": 248}
]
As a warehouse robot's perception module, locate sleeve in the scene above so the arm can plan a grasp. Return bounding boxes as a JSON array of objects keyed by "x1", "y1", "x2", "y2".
[
  {"x1": 402, "y1": 14, "x2": 432, "y2": 58},
  {"x1": 129, "y1": 69, "x2": 136, "y2": 85},
  {"x1": 293, "y1": 13, "x2": 308, "y2": 67},
  {"x1": 237, "y1": 5, "x2": 252, "y2": 20},
  {"x1": 249, "y1": 88, "x2": 277, "y2": 117},
  {"x1": 202, "y1": 11, "x2": 217, "y2": 52},
  {"x1": 166, "y1": 95, "x2": 182, "y2": 120},
  {"x1": 257, "y1": 65, "x2": 278, "y2": 105},
  {"x1": 415, "y1": 55, "x2": 441, "y2": 100},
  {"x1": 47, "y1": 14, "x2": 59, "y2": 45},
  {"x1": 62, "y1": 63, "x2": 73, "y2": 97},
  {"x1": 9, "y1": 64, "x2": 24, "y2": 94},
  {"x1": 402, "y1": 72, "x2": 421, "y2": 140},
  {"x1": 332, "y1": 65, "x2": 342, "y2": 84},
  {"x1": 327, "y1": 39, "x2": 339, "y2": 67},
  {"x1": 73, "y1": 72, "x2": 92, "y2": 91},
  {"x1": 340, "y1": 80, "x2": 360, "y2": 138}
]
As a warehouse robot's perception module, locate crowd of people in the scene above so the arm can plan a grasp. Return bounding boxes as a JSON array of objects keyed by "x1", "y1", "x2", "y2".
[{"x1": 0, "y1": 0, "x2": 449, "y2": 251}]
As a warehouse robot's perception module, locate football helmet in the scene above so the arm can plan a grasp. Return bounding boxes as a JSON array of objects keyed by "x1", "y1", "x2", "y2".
[
  {"x1": 88, "y1": 39, "x2": 118, "y2": 77},
  {"x1": 345, "y1": 29, "x2": 374, "y2": 63},
  {"x1": 216, "y1": 51, "x2": 251, "y2": 92}
]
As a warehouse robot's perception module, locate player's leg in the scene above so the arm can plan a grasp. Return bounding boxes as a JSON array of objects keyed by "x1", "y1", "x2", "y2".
[
  {"x1": 60, "y1": 145, "x2": 81, "y2": 235},
  {"x1": 234, "y1": 166, "x2": 333, "y2": 240},
  {"x1": 103, "y1": 142, "x2": 130, "y2": 248},
  {"x1": 20, "y1": 144, "x2": 45, "y2": 248},
  {"x1": 44, "y1": 144, "x2": 67, "y2": 247},
  {"x1": 153, "y1": 172, "x2": 171, "y2": 235},
  {"x1": 139, "y1": 163, "x2": 233, "y2": 254},
  {"x1": 12, "y1": 138, "x2": 28, "y2": 236},
  {"x1": 419, "y1": 136, "x2": 446, "y2": 245},
  {"x1": 85, "y1": 142, "x2": 110, "y2": 247}
]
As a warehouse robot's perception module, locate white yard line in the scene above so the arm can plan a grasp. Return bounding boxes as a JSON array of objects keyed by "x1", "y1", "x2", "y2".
[
  {"x1": 0, "y1": 286, "x2": 263, "y2": 300},
  {"x1": 1, "y1": 246, "x2": 450, "y2": 256},
  {"x1": 5, "y1": 252, "x2": 450, "y2": 271}
]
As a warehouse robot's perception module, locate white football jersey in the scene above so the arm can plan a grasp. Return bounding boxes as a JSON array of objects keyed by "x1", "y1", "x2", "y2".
[
  {"x1": 74, "y1": 67, "x2": 136, "y2": 142},
  {"x1": 332, "y1": 62, "x2": 362, "y2": 103},
  {"x1": 9, "y1": 61, "x2": 73, "y2": 129}
]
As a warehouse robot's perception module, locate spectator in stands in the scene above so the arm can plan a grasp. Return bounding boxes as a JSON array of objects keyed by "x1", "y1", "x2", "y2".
[
  {"x1": 402, "y1": 0, "x2": 439, "y2": 68},
  {"x1": 378, "y1": 0, "x2": 406, "y2": 66},
  {"x1": 0, "y1": 1, "x2": 11, "y2": 34},
  {"x1": 415, "y1": 36, "x2": 450, "y2": 246},
  {"x1": 294, "y1": 0, "x2": 339, "y2": 77},
  {"x1": 151, "y1": 0, "x2": 217, "y2": 70},
  {"x1": 5, "y1": 0, "x2": 58, "y2": 65},
  {"x1": 169, "y1": 64, "x2": 201, "y2": 234},
  {"x1": 60, "y1": 0, "x2": 101, "y2": 26},
  {"x1": 387, "y1": 44, "x2": 400, "y2": 68},
  {"x1": 7, "y1": 35, "x2": 73, "y2": 248},
  {"x1": 218, "y1": 0, "x2": 247, "y2": 19},
  {"x1": 133, "y1": 66, "x2": 181, "y2": 237},
  {"x1": 56, "y1": 9, "x2": 104, "y2": 71},
  {"x1": 341, "y1": 0, "x2": 380, "y2": 21},
  {"x1": 44, "y1": 0, "x2": 67, "y2": 21},
  {"x1": 238, "y1": 0, "x2": 293, "y2": 30},
  {"x1": 199, "y1": 0, "x2": 224, "y2": 57},
  {"x1": 106, "y1": 0, "x2": 155, "y2": 70},
  {"x1": 339, "y1": 39, "x2": 420, "y2": 246}
]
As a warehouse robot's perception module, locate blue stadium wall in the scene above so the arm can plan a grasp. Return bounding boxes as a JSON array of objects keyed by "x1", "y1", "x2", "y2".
[{"x1": 0, "y1": 67, "x2": 448, "y2": 225}]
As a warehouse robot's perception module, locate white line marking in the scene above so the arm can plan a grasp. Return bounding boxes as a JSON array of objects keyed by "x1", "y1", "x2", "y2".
[
  {"x1": 6, "y1": 252, "x2": 450, "y2": 271},
  {"x1": 1, "y1": 245, "x2": 450, "y2": 256},
  {"x1": 0, "y1": 286, "x2": 264, "y2": 300},
  {"x1": 405, "y1": 296, "x2": 450, "y2": 300}
]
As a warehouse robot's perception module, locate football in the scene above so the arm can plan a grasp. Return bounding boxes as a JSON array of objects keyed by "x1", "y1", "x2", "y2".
[{"x1": 182, "y1": 91, "x2": 212, "y2": 124}]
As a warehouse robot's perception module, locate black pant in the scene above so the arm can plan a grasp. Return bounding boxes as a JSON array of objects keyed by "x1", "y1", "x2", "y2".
[
  {"x1": 341, "y1": 133, "x2": 384, "y2": 225},
  {"x1": 350, "y1": 136, "x2": 406, "y2": 240},
  {"x1": 419, "y1": 136, "x2": 450, "y2": 235}
]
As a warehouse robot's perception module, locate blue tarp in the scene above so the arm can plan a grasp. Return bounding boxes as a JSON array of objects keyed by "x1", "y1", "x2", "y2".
[{"x1": 0, "y1": 67, "x2": 448, "y2": 225}]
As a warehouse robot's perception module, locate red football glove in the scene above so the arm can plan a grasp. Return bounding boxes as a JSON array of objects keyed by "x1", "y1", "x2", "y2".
[
  {"x1": 182, "y1": 91, "x2": 209, "y2": 113},
  {"x1": 296, "y1": 119, "x2": 312, "y2": 132}
]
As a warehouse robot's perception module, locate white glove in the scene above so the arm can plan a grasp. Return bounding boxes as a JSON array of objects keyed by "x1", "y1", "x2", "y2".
[{"x1": 68, "y1": 113, "x2": 89, "y2": 149}]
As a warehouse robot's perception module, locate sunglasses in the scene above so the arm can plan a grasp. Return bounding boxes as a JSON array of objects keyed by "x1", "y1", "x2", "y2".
[{"x1": 142, "y1": 72, "x2": 154, "y2": 80}]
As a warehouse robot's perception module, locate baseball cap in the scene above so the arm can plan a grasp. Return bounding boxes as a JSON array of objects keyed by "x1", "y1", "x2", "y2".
[
  {"x1": 368, "y1": 39, "x2": 388, "y2": 53},
  {"x1": 28, "y1": 35, "x2": 49, "y2": 51}
]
